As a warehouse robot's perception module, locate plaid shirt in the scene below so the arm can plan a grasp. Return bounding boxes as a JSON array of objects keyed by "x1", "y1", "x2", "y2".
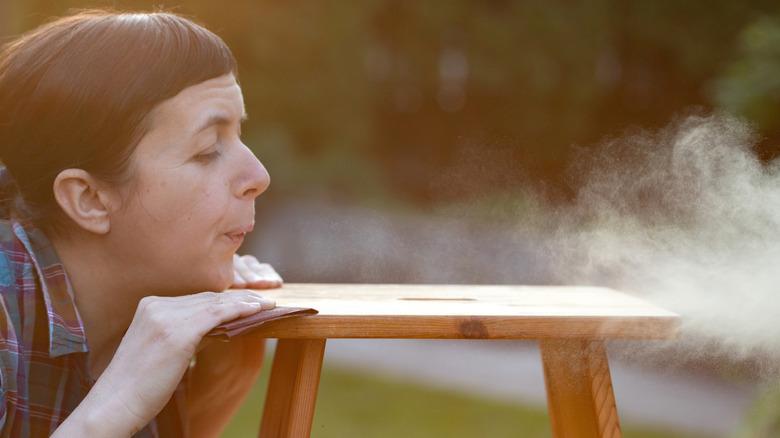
[{"x1": 0, "y1": 220, "x2": 188, "y2": 437}]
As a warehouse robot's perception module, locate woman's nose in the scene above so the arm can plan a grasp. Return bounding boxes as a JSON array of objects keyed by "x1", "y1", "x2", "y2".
[{"x1": 235, "y1": 146, "x2": 270, "y2": 199}]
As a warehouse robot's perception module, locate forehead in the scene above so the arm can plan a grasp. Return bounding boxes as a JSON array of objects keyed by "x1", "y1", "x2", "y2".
[{"x1": 147, "y1": 74, "x2": 246, "y2": 131}]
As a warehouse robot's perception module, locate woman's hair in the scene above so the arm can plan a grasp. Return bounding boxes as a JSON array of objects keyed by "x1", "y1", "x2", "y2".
[{"x1": 0, "y1": 9, "x2": 238, "y2": 232}]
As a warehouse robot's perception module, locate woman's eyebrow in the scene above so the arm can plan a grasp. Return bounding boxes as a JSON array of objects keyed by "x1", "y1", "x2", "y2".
[{"x1": 192, "y1": 112, "x2": 248, "y2": 135}]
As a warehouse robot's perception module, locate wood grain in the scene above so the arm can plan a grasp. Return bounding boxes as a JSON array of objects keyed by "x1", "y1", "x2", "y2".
[
  {"x1": 259, "y1": 338, "x2": 326, "y2": 438},
  {"x1": 540, "y1": 340, "x2": 621, "y2": 438},
  {"x1": 248, "y1": 285, "x2": 676, "y2": 437},
  {"x1": 245, "y1": 284, "x2": 679, "y2": 340}
]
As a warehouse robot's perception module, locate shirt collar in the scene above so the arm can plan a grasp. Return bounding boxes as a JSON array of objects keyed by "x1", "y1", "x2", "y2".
[{"x1": 12, "y1": 221, "x2": 89, "y2": 357}]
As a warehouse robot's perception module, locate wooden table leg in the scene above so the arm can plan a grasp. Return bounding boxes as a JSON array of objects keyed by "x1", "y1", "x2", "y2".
[
  {"x1": 259, "y1": 338, "x2": 327, "y2": 438},
  {"x1": 539, "y1": 339, "x2": 621, "y2": 438}
]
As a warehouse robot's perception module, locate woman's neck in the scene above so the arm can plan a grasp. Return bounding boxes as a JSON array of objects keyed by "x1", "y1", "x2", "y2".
[{"x1": 49, "y1": 231, "x2": 141, "y2": 379}]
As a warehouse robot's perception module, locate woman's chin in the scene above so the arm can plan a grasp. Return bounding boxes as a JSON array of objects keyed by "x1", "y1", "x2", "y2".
[
  {"x1": 192, "y1": 265, "x2": 235, "y2": 292},
  {"x1": 173, "y1": 260, "x2": 235, "y2": 293}
]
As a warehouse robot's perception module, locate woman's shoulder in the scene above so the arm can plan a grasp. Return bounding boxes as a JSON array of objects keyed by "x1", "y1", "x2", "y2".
[
  {"x1": 0, "y1": 219, "x2": 47, "y2": 346},
  {"x1": 0, "y1": 220, "x2": 88, "y2": 359}
]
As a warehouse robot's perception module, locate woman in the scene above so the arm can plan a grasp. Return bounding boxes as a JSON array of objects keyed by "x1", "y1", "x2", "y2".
[{"x1": 0, "y1": 9, "x2": 283, "y2": 437}]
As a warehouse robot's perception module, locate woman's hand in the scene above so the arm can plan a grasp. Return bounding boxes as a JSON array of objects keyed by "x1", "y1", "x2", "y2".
[
  {"x1": 185, "y1": 255, "x2": 283, "y2": 437},
  {"x1": 52, "y1": 290, "x2": 275, "y2": 437},
  {"x1": 231, "y1": 254, "x2": 284, "y2": 289}
]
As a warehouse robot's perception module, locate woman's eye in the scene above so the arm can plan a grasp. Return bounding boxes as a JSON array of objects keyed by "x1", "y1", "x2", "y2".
[{"x1": 194, "y1": 148, "x2": 221, "y2": 163}]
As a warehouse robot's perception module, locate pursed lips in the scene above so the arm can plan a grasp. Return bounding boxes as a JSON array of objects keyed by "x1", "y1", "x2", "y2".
[{"x1": 224, "y1": 223, "x2": 254, "y2": 242}]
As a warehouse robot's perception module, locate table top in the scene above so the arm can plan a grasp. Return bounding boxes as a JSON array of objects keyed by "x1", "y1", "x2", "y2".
[{"x1": 248, "y1": 283, "x2": 680, "y2": 340}]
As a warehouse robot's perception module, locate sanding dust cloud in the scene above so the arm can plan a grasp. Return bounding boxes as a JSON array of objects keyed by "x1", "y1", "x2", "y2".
[
  {"x1": 548, "y1": 114, "x2": 780, "y2": 368},
  {"x1": 251, "y1": 113, "x2": 780, "y2": 372}
]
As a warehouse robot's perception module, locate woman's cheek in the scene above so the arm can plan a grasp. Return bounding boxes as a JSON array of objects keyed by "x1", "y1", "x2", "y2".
[{"x1": 157, "y1": 172, "x2": 214, "y2": 221}]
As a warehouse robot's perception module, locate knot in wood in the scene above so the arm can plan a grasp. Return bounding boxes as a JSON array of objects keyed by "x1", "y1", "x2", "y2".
[{"x1": 458, "y1": 318, "x2": 489, "y2": 338}]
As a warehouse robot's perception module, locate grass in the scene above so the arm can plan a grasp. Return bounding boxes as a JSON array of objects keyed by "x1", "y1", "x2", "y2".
[
  {"x1": 734, "y1": 382, "x2": 780, "y2": 438},
  {"x1": 221, "y1": 360, "x2": 709, "y2": 438}
]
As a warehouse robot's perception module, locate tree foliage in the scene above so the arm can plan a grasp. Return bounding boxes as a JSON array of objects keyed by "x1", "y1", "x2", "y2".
[{"x1": 3, "y1": 0, "x2": 780, "y2": 205}]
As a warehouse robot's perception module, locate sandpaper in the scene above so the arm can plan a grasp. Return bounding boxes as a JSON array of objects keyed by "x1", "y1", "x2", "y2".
[{"x1": 206, "y1": 306, "x2": 318, "y2": 340}]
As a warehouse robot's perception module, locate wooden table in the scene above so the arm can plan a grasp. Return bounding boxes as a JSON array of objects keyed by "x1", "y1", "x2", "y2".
[{"x1": 250, "y1": 284, "x2": 680, "y2": 438}]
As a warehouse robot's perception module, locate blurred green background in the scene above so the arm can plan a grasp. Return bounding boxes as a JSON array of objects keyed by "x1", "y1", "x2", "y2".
[
  {"x1": 3, "y1": 0, "x2": 780, "y2": 209},
  {"x1": 3, "y1": 1, "x2": 780, "y2": 436},
  {"x1": 221, "y1": 360, "x2": 706, "y2": 438}
]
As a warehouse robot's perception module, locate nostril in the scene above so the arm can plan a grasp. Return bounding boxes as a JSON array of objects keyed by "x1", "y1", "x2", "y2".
[
  {"x1": 242, "y1": 180, "x2": 265, "y2": 199},
  {"x1": 244, "y1": 186, "x2": 262, "y2": 199}
]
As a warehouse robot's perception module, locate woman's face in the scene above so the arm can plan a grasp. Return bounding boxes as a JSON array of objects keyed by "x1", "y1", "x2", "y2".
[{"x1": 106, "y1": 73, "x2": 269, "y2": 294}]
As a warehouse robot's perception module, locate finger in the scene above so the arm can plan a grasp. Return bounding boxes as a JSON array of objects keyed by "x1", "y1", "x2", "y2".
[
  {"x1": 188, "y1": 291, "x2": 275, "y2": 338},
  {"x1": 233, "y1": 254, "x2": 257, "y2": 284},
  {"x1": 171, "y1": 290, "x2": 272, "y2": 310},
  {"x1": 220, "y1": 289, "x2": 276, "y2": 310},
  {"x1": 241, "y1": 256, "x2": 283, "y2": 288},
  {"x1": 243, "y1": 256, "x2": 283, "y2": 281},
  {"x1": 232, "y1": 254, "x2": 249, "y2": 287},
  {"x1": 159, "y1": 290, "x2": 275, "y2": 324},
  {"x1": 247, "y1": 280, "x2": 282, "y2": 290},
  {"x1": 232, "y1": 270, "x2": 247, "y2": 288},
  {"x1": 133, "y1": 292, "x2": 274, "y2": 358},
  {"x1": 236, "y1": 289, "x2": 276, "y2": 310}
]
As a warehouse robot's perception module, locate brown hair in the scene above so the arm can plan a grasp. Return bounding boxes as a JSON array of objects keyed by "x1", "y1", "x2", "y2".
[{"x1": 0, "y1": 9, "x2": 237, "y2": 232}]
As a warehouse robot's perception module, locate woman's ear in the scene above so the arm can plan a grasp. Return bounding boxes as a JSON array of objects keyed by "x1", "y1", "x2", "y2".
[{"x1": 52, "y1": 169, "x2": 113, "y2": 235}]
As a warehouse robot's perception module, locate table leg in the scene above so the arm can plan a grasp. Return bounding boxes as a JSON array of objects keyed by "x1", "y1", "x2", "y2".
[
  {"x1": 259, "y1": 338, "x2": 327, "y2": 438},
  {"x1": 539, "y1": 340, "x2": 621, "y2": 438}
]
